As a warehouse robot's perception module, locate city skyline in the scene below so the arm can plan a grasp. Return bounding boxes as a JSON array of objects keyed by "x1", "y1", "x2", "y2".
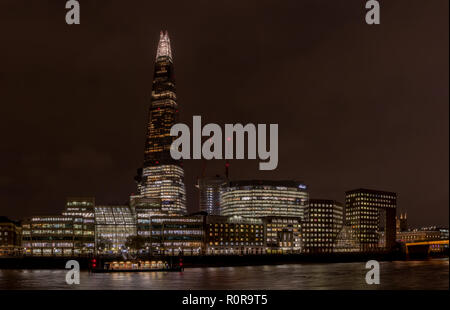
[
  {"x1": 0, "y1": 0, "x2": 448, "y2": 228},
  {"x1": 2, "y1": 27, "x2": 443, "y2": 259}
]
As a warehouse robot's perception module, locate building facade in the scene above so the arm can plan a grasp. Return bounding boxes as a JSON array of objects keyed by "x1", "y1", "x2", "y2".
[
  {"x1": 62, "y1": 197, "x2": 95, "y2": 254},
  {"x1": 334, "y1": 224, "x2": 360, "y2": 253},
  {"x1": 148, "y1": 215, "x2": 204, "y2": 256},
  {"x1": 396, "y1": 226, "x2": 449, "y2": 243},
  {"x1": 135, "y1": 31, "x2": 186, "y2": 215},
  {"x1": 302, "y1": 200, "x2": 344, "y2": 253},
  {"x1": 396, "y1": 226, "x2": 449, "y2": 254},
  {"x1": 21, "y1": 199, "x2": 134, "y2": 256},
  {"x1": 0, "y1": 216, "x2": 21, "y2": 256},
  {"x1": 205, "y1": 216, "x2": 264, "y2": 255},
  {"x1": 132, "y1": 196, "x2": 163, "y2": 246},
  {"x1": 22, "y1": 216, "x2": 79, "y2": 256},
  {"x1": 94, "y1": 206, "x2": 136, "y2": 254},
  {"x1": 345, "y1": 188, "x2": 397, "y2": 252},
  {"x1": 221, "y1": 180, "x2": 309, "y2": 218},
  {"x1": 263, "y1": 216, "x2": 302, "y2": 254},
  {"x1": 196, "y1": 175, "x2": 227, "y2": 215},
  {"x1": 21, "y1": 200, "x2": 95, "y2": 256}
]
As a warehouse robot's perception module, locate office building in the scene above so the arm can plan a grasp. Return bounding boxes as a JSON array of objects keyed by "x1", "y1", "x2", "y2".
[
  {"x1": 131, "y1": 196, "x2": 162, "y2": 244},
  {"x1": 22, "y1": 216, "x2": 79, "y2": 256},
  {"x1": 148, "y1": 215, "x2": 204, "y2": 256},
  {"x1": 131, "y1": 197, "x2": 204, "y2": 255},
  {"x1": 221, "y1": 180, "x2": 309, "y2": 218},
  {"x1": 334, "y1": 224, "x2": 360, "y2": 253},
  {"x1": 62, "y1": 197, "x2": 95, "y2": 254},
  {"x1": 205, "y1": 215, "x2": 264, "y2": 255},
  {"x1": 94, "y1": 205, "x2": 136, "y2": 254},
  {"x1": 0, "y1": 216, "x2": 21, "y2": 256},
  {"x1": 263, "y1": 216, "x2": 302, "y2": 254},
  {"x1": 21, "y1": 198, "x2": 95, "y2": 256},
  {"x1": 345, "y1": 188, "x2": 397, "y2": 252},
  {"x1": 196, "y1": 175, "x2": 227, "y2": 215},
  {"x1": 302, "y1": 199, "x2": 344, "y2": 253}
]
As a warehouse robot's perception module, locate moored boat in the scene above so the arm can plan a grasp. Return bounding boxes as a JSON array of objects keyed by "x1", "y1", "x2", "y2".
[{"x1": 90, "y1": 258, "x2": 183, "y2": 273}]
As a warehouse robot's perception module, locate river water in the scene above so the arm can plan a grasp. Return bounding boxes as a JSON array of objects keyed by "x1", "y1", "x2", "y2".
[{"x1": 0, "y1": 259, "x2": 448, "y2": 290}]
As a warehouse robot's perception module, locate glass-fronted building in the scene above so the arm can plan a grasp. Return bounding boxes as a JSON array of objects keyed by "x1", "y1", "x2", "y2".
[
  {"x1": 334, "y1": 224, "x2": 360, "y2": 253},
  {"x1": 221, "y1": 180, "x2": 309, "y2": 218},
  {"x1": 197, "y1": 175, "x2": 227, "y2": 215},
  {"x1": 134, "y1": 31, "x2": 187, "y2": 215},
  {"x1": 94, "y1": 206, "x2": 136, "y2": 254},
  {"x1": 136, "y1": 165, "x2": 186, "y2": 215},
  {"x1": 132, "y1": 196, "x2": 163, "y2": 242}
]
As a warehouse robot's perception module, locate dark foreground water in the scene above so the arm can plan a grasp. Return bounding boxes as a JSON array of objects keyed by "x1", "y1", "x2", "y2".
[{"x1": 0, "y1": 259, "x2": 448, "y2": 290}]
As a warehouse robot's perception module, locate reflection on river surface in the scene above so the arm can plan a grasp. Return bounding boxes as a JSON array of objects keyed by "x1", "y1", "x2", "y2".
[{"x1": 0, "y1": 258, "x2": 448, "y2": 290}]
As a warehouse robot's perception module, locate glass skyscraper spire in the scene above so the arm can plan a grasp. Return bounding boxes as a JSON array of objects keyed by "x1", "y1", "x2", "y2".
[{"x1": 135, "y1": 31, "x2": 187, "y2": 215}]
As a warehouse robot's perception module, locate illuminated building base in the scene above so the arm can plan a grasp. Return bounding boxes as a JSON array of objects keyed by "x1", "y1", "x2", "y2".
[{"x1": 137, "y1": 165, "x2": 187, "y2": 215}]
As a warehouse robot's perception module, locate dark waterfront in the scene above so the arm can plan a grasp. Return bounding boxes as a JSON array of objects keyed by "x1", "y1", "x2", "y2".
[{"x1": 0, "y1": 259, "x2": 447, "y2": 290}]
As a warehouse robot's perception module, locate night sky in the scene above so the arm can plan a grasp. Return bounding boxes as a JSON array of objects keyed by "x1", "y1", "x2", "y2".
[{"x1": 0, "y1": 0, "x2": 448, "y2": 227}]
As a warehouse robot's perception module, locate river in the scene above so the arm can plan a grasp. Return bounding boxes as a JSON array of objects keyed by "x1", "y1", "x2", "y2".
[{"x1": 0, "y1": 258, "x2": 448, "y2": 290}]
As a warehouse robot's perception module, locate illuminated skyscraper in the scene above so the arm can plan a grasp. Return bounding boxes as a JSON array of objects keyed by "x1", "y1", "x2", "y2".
[{"x1": 135, "y1": 31, "x2": 187, "y2": 215}]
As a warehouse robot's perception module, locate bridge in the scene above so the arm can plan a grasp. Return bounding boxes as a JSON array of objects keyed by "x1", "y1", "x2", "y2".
[{"x1": 404, "y1": 240, "x2": 449, "y2": 256}]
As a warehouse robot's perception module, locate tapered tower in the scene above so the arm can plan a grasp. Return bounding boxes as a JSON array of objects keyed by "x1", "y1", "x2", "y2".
[{"x1": 134, "y1": 31, "x2": 186, "y2": 215}]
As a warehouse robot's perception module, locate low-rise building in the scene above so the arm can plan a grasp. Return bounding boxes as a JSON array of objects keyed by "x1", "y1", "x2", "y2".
[
  {"x1": 22, "y1": 216, "x2": 78, "y2": 256},
  {"x1": 396, "y1": 226, "x2": 449, "y2": 254},
  {"x1": 132, "y1": 196, "x2": 163, "y2": 245},
  {"x1": 263, "y1": 216, "x2": 302, "y2": 254},
  {"x1": 149, "y1": 215, "x2": 204, "y2": 256},
  {"x1": 396, "y1": 226, "x2": 449, "y2": 243},
  {"x1": 205, "y1": 215, "x2": 264, "y2": 255},
  {"x1": 62, "y1": 197, "x2": 95, "y2": 255},
  {"x1": 0, "y1": 216, "x2": 21, "y2": 256},
  {"x1": 334, "y1": 224, "x2": 360, "y2": 253},
  {"x1": 94, "y1": 205, "x2": 136, "y2": 254}
]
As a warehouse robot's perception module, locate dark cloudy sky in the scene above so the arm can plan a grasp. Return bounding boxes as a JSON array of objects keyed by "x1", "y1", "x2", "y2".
[{"x1": 0, "y1": 0, "x2": 448, "y2": 227}]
